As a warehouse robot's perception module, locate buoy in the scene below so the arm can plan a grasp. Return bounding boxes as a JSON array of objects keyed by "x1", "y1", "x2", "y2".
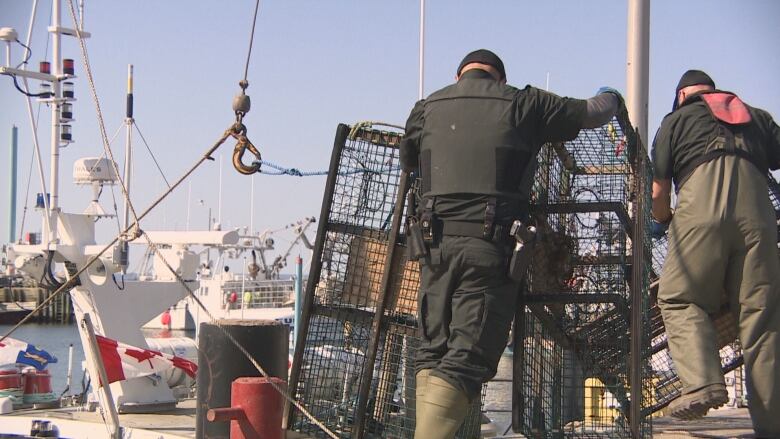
[
  {"x1": 22, "y1": 369, "x2": 57, "y2": 406},
  {"x1": 161, "y1": 309, "x2": 172, "y2": 326},
  {"x1": 229, "y1": 291, "x2": 238, "y2": 303},
  {"x1": 0, "y1": 370, "x2": 22, "y2": 391},
  {"x1": 0, "y1": 369, "x2": 23, "y2": 406}
]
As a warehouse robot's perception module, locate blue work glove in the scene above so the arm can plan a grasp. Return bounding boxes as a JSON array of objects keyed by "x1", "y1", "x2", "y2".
[
  {"x1": 597, "y1": 86, "x2": 623, "y2": 101},
  {"x1": 650, "y1": 217, "x2": 670, "y2": 240}
]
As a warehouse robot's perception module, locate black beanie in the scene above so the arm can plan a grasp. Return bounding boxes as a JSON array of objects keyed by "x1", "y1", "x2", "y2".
[
  {"x1": 672, "y1": 69, "x2": 716, "y2": 110},
  {"x1": 457, "y1": 49, "x2": 506, "y2": 80}
]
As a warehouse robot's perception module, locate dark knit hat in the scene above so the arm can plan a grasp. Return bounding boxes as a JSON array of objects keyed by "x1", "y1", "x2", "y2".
[
  {"x1": 457, "y1": 49, "x2": 506, "y2": 80},
  {"x1": 672, "y1": 69, "x2": 716, "y2": 110}
]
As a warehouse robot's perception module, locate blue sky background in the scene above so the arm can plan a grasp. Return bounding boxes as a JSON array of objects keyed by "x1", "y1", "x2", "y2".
[{"x1": 1, "y1": 0, "x2": 779, "y2": 270}]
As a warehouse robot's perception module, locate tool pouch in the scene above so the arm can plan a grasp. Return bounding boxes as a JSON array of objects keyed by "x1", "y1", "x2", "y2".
[{"x1": 407, "y1": 220, "x2": 429, "y2": 261}]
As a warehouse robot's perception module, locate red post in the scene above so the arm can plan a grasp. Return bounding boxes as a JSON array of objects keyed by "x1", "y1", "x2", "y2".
[{"x1": 207, "y1": 376, "x2": 286, "y2": 439}]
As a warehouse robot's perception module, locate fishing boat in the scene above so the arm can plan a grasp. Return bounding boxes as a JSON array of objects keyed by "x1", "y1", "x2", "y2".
[{"x1": 140, "y1": 218, "x2": 314, "y2": 332}]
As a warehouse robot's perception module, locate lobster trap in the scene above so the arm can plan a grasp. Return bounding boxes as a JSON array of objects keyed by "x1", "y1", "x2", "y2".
[
  {"x1": 286, "y1": 117, "x2": 779, "y2": 439},
  {"x1": 511, "y1": 113, "x2": 653, "y2": 438},
  {"x1": 286, "y1": 124, "x2": 483, "y2": 439}
]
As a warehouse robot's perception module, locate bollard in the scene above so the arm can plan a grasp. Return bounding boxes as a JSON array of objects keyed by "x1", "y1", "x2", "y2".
[
  {"x1": 207, "y1": 377, "x2": 286, "y2": 439},
  {"x1": 196, "y1": 319, "x2": 289, "y2": 439}
]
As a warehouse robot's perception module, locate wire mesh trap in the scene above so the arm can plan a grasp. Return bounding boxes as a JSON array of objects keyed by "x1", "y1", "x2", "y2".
[
  {"x1": 286, "y1": 118, "x2": 779, "y2": 439},
  {"x1": 286, "y1": 124, "x2": 482, "y2": 439},
  {"x1": 511, "y1": 115, "x2": 653, "y2": 438}
]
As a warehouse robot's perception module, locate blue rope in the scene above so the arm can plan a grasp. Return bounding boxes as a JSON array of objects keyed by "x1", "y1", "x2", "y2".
[{"x1": 258, "y1": 160, "x2": 399, "y2": 177}]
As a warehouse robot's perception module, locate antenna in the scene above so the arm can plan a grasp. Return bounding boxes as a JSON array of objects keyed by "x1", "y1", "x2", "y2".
[
  {"x1": 218, "y1": 154, "x2": 223, "y2": 228},
  {"x1": 122, "y1": 64, "x2": 134, "y2": 232},
  {"x1": 120, "y1": 64, "x2": 134, "y2": 271}
]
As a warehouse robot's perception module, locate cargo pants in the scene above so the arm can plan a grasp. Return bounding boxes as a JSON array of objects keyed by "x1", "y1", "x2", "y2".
[
  {"x1": 658, "y1": 157, "x2": 780, "y2": 436},
  {"x1": 416, "y1": 235, "x2": 517, "y2": 399}
]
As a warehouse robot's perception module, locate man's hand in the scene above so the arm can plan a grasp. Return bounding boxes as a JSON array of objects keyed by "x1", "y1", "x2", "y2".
[
  {"x1": 597, "y1": 86, "x2": 623, "y2": 101},
  {"x1": 650, "y1": 215, "x2": 671, "y2": 240}
]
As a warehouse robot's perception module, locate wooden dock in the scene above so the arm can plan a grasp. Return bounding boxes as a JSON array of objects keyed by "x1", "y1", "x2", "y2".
[{"x1": 0, "y1": 287, "x2": 73, "y2": 323}]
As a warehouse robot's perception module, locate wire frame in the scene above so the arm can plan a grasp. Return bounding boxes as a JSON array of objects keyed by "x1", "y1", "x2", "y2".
[
  {"x1": 513, "y1": 114, "x2": 653, "y2": 438},
  {"x1": 287, "y1": 124, "x2": 482, "y2": 438}
]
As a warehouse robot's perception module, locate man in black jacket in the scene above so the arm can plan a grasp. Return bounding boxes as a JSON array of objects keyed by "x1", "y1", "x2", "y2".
[
  {"x1": 652, "y1": 70, "x2": 780, "y2": 436},
  {"x1": 400, "y1": 49, "x2": 620, "y2": 439}
]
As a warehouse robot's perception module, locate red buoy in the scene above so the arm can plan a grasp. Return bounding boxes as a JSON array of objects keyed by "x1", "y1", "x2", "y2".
[
  {"x1": 0, "y1": 370, "x2": 22, "y2": 390},
  {"x1": 161, "y1": 309, "x2": 172, "y2": 326},
  {"x1": 229, "y1": 291, "x2": 238, "y2": 303}
]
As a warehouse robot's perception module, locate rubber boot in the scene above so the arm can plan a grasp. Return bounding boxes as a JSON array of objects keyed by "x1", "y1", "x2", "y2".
[
  {"x1": 415, "y1": 369, "x2": 432, "y2": 423},
  {"x1": 414, "y1": 375, "x2": 470, "y2": 439},
  {"x1": 668, "y1": 383, "x2": 728, "y2": 420}
]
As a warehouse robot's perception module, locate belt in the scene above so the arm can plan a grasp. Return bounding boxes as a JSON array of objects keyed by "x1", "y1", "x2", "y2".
[{"x1": 440, "y1": 220, "x2": 511, "y2": 243}]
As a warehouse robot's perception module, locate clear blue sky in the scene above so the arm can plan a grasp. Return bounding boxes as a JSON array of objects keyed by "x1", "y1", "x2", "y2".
[{"x1": 2, "y1": 1, "x2": 779, "y2": 268}]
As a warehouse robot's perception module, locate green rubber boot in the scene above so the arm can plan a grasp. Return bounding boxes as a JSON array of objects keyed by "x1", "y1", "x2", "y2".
[{"x1": 414, "y1": 375, "x2": 470, "y2": 439}]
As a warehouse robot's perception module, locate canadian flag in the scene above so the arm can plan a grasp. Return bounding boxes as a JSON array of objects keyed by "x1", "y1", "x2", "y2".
[{"x1": 95, "y1": 335, "x2": 197, "y2": 385}]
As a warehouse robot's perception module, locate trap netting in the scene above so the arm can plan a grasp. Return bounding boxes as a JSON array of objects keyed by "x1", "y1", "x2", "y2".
[
  {"x1": 512, "y1": 113, "x2": 653, "y2": 438},
  {"x1": 286, "y1": 124, "x2": 482, "y2": 439},
  {"x1": 648, "y1": 175, "x2": 780, "y2": 412}
]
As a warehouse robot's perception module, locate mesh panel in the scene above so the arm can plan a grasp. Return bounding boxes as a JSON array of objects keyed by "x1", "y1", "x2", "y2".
[
  {"x1": 288, "y1": 125, "x2": 481, "y2": 438},
  {"x1": 284, "y1": 120, "x2": 780, "y2": 438},
  {"x1": 513, "y1": 116, "x2": 653, "y2": 438}
]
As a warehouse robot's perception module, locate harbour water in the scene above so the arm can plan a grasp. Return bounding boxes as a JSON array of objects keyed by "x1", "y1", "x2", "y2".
[
  {"x1": 0, "y1": 323, "x2": 85, "y2": 395},
  {"x1": 0, "y1": 324, "x2": 195, "y2": 396}
]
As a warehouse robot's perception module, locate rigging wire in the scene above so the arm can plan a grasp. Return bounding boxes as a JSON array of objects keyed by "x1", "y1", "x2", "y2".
[
  {"x1": 66, "y1": 0, "x2": 143, "y2": 241},
  {"x1": 16, "y1": 11, "x2": 50, "y2": 241},
  {"x1": 242, "y1": 0, "x2": 261, "y2": 83},
  {"x1": 0, "y1": 128, "x2": 236, "y2": 343},
  {"x1": 17, "y1": 2, "x2": 336, "y2": 436},
  {"x1": 17, "y1": 147, "x2": 36, "y2": 243},
  {"x1": 133, "y1": 121, "x2": 171, "y2": 188}
]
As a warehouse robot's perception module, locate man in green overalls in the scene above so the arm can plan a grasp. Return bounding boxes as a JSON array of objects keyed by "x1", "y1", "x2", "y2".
[
  {"x1": 652, "y1": 70, "x2": 780, "y2": 436},
  {"x1": 400, "y1": 49, "x2": 620, "y2": 439}
]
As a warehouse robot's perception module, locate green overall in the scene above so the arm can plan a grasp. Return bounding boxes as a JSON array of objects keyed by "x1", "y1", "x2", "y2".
[{"x1": 658, "y1": 157, "x2": 780, "y2": 435}]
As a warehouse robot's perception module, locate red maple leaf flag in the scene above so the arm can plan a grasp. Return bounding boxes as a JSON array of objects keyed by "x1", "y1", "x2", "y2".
[{"x1": 94, "y1": 335, "x2": 197, "y2": 386}]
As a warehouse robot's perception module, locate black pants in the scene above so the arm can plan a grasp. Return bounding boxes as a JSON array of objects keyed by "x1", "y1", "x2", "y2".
[{"x1": 416, "y1": 235, "x2": 518, "y2": 399}]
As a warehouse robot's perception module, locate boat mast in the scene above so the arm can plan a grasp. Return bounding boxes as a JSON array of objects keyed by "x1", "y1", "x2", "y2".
[{"x1": 48, "y1": 0, "x2": 63, "y2": 244}]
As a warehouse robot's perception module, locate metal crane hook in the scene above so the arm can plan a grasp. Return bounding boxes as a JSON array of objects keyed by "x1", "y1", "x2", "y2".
[{"x1": 229, "y1": 123, "x2": 262, "y2": 175}]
